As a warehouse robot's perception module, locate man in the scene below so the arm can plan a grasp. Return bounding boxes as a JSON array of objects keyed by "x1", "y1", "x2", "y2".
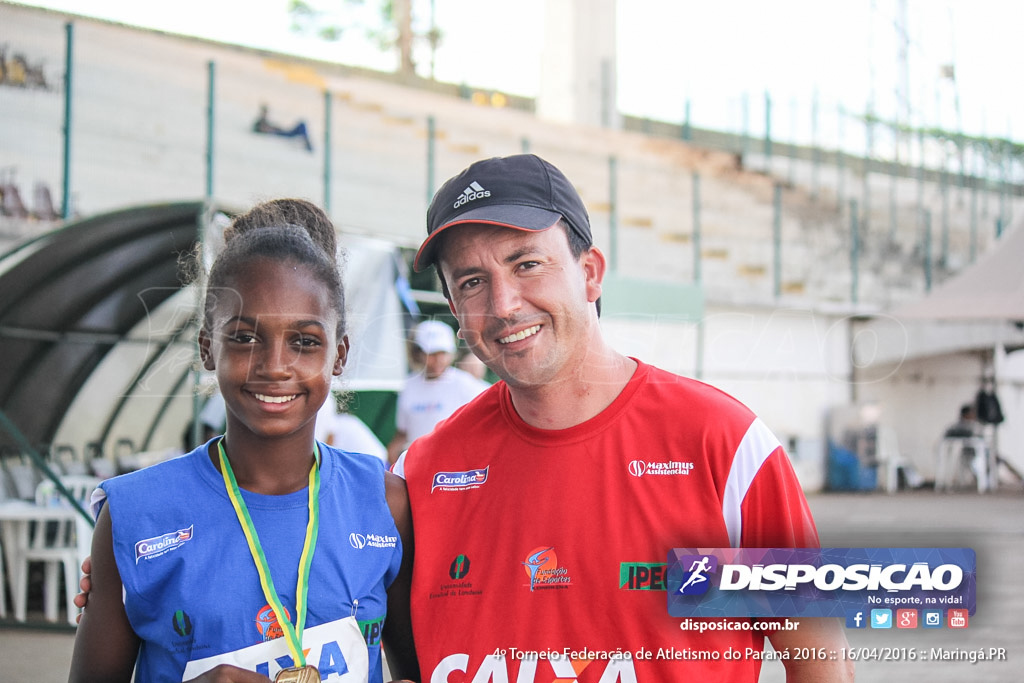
[
  {"x1": 944, "y1": 403, "x2": 981, "y2": 439},
  {"x1": 394, "y1": 154, "x2": 853, "y2": 681},
  {"x1": 386, "y1": 319, "x2": 489, "y2": 463}
]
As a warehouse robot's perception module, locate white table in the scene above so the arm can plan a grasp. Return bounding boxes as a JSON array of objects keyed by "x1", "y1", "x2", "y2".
[{"x1": 0, "y1": 500, "x2": 92, "y2": 624}]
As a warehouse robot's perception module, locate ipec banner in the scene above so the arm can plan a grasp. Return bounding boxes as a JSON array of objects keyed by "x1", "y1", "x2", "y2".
[{"x1": 667, "y1": 548, "x2": 975, "y2": 618}]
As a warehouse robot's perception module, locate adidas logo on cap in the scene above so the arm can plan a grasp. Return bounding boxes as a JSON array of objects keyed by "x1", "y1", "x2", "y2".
[{"x1": 453, "y1": 181, "x2": 491, "y2": 209}]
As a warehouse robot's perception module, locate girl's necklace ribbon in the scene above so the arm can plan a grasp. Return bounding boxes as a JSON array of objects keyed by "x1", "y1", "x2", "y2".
[{"x1": 217, "y1": 439, "x2": 320, "y2": 669}]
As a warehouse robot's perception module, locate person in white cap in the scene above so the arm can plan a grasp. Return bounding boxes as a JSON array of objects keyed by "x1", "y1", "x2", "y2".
[{"x1": 385, "y1": 319, "x2": 489, "y2": 463}]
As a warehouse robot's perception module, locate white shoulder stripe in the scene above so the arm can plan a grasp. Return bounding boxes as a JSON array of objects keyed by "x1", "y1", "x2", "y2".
[
  {"x1": 722, "y1": 417, "x2": 781, "y2": 547},
  {"x1": 90, "y1": 486, "x2": 108, "y2": 520},
  {"x1": 391, "y1": 450, "x2": 408, "y2": 479}
]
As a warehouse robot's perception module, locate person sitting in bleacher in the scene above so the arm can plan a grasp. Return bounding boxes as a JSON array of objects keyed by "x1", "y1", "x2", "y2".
[{"x1": 251, "y1": 103, "x2": 313, "y2": 152}]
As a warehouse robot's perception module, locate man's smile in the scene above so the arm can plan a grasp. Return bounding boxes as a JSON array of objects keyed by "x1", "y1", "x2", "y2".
[{"x1": 497, "y1": 324, "x2": 541, "y2": 345}]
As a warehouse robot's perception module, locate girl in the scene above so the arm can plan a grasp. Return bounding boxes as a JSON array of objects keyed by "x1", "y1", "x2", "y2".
[{"x1": 69, "y1": 199, "x2": 418, "y2": 683}]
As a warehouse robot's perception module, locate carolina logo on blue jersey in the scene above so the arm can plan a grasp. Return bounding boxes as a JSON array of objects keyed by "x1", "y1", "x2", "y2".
[{"x1": 134, "y1": 525, "x2": 194, "y2": 563}]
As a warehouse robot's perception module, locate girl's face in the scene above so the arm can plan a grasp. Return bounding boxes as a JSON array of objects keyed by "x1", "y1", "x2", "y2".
[{"x1": 199, "y1": 258, "x2": 347, "y2": 443}]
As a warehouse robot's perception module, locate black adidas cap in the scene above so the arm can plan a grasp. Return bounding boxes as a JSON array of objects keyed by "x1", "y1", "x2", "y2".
[{"x1": 414, "y1": 154, "x2": 592, "y2": 272}]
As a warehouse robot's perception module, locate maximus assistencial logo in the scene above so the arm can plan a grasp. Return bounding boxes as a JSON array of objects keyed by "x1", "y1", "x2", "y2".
[
  {"x1": 667, "y1": 547, "x2": 976, "y2": 618},
  {"x1": 628, "y1": 459, "x2": 694, "y2": 477},
  {"x1": 349, "y1": 532, "x2": 398, "y2": 549}
]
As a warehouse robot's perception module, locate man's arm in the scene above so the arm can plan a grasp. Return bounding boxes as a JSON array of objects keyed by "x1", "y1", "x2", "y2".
[
  {"x1": 767, "y1": 618, "x2": 855, "y2": 682},
  {"x1": 68, "y1": 506, "x2": 140, "y2": 683},
  {"x1": 739, "y1": 435, "x2": 854, "y2": 681}
]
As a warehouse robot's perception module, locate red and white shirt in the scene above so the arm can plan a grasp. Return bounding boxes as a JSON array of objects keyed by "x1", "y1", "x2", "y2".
[{"x1": 398, "y1": 360, "x2": 818, "y2": 682}]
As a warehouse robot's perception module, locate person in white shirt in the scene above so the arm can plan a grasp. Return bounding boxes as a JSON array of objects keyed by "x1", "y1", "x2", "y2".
[
  {"x1": 386, "y1": 320, "x2": 489, "y2": 463},
  {"x1": 315, "y1": 389, "x2": 388, "y2": 463}
]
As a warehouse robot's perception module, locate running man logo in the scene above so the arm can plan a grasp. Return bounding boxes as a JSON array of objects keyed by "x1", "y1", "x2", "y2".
[{"x1": 677, "y1": 554, "x2": 718, "y2": 595}]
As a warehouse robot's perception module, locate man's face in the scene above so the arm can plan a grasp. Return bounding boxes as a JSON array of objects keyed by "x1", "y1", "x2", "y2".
[
  {"x1": 438, "y1": 224, "x2": 603, "y2": 389},
  {"x1": 423, "y1": 350, "x2": 452, "y2": 379}
]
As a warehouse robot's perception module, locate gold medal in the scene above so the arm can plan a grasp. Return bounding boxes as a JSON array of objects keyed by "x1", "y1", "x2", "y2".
[{"x1": 274, "y1": 664, "x2": 321, "y2": 683}]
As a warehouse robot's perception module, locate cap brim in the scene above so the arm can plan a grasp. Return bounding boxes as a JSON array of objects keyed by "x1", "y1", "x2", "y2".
[
  {"x1": 418, "y1": 344, "x2": 454, "y2": 354},
  {"x1": 414, "y1": 204, "x2": 562, "y2": 272}
]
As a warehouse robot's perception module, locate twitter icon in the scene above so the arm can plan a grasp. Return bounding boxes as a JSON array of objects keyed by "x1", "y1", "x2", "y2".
[{"x1": 870, "y1": 609, "x2": 892, "y2": 629}]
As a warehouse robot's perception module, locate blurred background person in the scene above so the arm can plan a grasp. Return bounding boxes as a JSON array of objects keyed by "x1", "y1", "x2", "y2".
[
  {"x1": 315, "y1": 383, "x2": 388, "y2": 463},
  {"x1": 386, "y1": 320, "x2": 489, "y2": 463}
]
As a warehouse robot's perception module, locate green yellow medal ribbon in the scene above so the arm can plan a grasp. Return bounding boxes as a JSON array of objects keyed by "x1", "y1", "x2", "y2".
[{"x1": 218, "y1": 439, "x2": 321, "y2": 669}]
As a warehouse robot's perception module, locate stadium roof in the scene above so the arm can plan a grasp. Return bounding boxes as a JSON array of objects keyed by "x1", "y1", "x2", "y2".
[
  {"x1": 0, "y1": 201, "x2": 407, "y2": 460},
  {"x1": 0, "y1": 201, "x2": 212, "y2": 455}
]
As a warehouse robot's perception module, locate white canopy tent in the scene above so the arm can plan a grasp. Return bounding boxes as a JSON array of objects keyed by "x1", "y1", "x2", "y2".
[
  {"x1": 890, "y1": 220, "x2": 1024, "y2": 323},
  {"x1": 853, "y1": 218, "x2": 1024, "y2": 486}
]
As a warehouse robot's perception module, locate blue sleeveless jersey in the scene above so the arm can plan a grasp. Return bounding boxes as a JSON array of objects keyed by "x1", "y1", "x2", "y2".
[{"x1": 99, "y1": 440, "x2": 401, "y2": 683}]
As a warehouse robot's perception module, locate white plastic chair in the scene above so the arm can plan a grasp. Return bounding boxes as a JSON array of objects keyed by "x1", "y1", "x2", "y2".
[
  {"x1": 13, "y1": 475, "x2": 100, "y2": 625},
  {"x1": 935, "y1": 437, "x2": 989, "y2": 493},
  {"x1": 3, "y1": 460, "x2": 40, "y2": 500},
  {"x1": 52, "y1": 445, "x2": 90, "y2": 476},
  {"x1": 876, "y1": 426, "x2": 908, "y2": 494},
  {"x1": 0, "y1": 468, "x2": 10, "y2": 618}
]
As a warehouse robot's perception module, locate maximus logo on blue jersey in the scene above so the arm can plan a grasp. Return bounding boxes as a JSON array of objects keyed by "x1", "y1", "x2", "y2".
[
  {"x1": 135, "y1": 525, "x2": 193, "y2": 563},
  {"x1": 431, "y1": 467, "x2": 488, "y2": 492}
]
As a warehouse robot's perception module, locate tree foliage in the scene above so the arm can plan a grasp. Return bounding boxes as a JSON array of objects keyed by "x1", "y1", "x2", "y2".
[{"x1": 288, "y1": 0, "x2": 440, "y2": 78}]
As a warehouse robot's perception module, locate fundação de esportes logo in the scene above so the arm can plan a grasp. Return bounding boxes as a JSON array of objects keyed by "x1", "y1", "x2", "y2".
[
  {"x1": 667, "y1": 548, "x2": 975, "y2": 620},
  {"x1": 255, "y1": 604, "x2": 290, "y2": 641},
  {"x1": 522, "y1": 547, "x2": 573, "y2": 591}
]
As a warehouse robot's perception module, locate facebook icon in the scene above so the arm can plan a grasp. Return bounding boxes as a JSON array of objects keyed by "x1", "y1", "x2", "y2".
[{"x1": 845, "y1": 610, "x2": 867, "y2": 629}]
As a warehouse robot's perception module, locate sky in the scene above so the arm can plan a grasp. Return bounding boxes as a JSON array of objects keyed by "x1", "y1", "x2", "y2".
[{"x1": 12, "y1": 0, "x2": 1023, "y2": 147}]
